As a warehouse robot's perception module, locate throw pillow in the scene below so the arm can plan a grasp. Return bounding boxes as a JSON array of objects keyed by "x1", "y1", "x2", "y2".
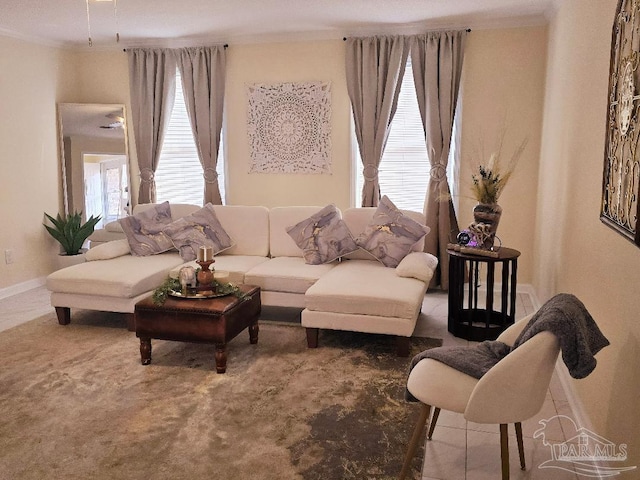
[
  {"x1": 104, "y1": 220, "x2": 124, "y2": 233},
  {"x1": 355, "y1": 195, "x2": 431, "y2": 268},
  {"x1": 85, "y1": 239, "x2": 131, "y2": 261},
  {"x1": 395, "y1": 252, "x2": 438, "y2": 283},
  {"x1": 120, "y1": 201, "x2": 175, "y2": 256},
  {"x1": 163, "y1": 203, "x2": 234, "y2": 261},
  {"x1": 286, "y1": 204, "x2": 358, "y2": 265}
]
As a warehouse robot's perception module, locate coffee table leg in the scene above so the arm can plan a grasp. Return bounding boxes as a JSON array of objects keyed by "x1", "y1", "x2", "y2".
[
  {"x1": 140, "y1": 338, "x2": 152, "y2": 365},
  {"x1": 215, "y1": 344, "x2": 227, "y2": 374},
  {"x1": 249, "y1": 321, "x2": 259, "y2": 344}
]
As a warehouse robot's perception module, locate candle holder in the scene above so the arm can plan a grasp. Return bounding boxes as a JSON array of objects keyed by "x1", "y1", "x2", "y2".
[{"x1": 196, "y1": 259, "x2": 215, "y2": 293}]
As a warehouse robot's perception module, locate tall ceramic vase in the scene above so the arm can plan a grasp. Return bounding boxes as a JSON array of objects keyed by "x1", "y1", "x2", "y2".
[{"x1": 472, "y1": 203, "x2": 502, "y2": 249}]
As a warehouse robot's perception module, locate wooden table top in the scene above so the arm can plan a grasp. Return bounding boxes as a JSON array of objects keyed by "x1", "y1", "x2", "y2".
[
  {"x1": 135, "y1": 284, "x2": 260, "y2": 314},
  {"x1": 447, "y1": 246, "x2": 521, "y2": 261}
]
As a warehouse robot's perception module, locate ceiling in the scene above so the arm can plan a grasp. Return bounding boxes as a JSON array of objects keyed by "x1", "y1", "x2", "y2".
[
  {"x1": 59, "y1": 104, "x2": 126, "y2": 141},
  {"x1": 0, "y1": 0, "x2": 556, "y2": 49}
]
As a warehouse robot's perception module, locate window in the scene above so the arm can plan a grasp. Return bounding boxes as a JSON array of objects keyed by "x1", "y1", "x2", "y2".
[
  {"x1": 156, "y1": 68, "x2": 225, "y2": 206},
  {"x1": 83, "y1": 154, "x2": 128, "y2": 228},
  {"x1": 355, "y1": 57, "x2": 427, "y2": 211},
  {"x1": 354, "y1": 57, "x2": 459, "y2": 212}
]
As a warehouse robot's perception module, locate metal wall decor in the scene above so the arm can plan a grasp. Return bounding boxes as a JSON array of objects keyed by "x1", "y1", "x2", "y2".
[
  {"x1": 602, "y1": 0, "x2": 640, "y2": 246},
  {"x1": 247, "y1": 82, "x2": 331, "y2": 174}
]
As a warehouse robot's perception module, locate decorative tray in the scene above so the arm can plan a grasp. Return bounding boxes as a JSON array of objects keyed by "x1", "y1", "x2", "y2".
[{"x1": 168, "y1": 289, "x2": 232, "y2": 299}]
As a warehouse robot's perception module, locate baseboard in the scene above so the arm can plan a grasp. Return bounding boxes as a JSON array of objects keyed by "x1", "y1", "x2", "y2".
[
  {"x1": 0, "y1": 277, "x2": 47, "y2": 300},
  {"x1": 473, "y1": 282, "x2": 536, "y2": 300}
]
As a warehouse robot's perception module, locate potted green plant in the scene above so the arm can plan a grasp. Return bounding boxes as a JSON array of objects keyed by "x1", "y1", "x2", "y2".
[{"x1": 43, "y1": 211, "x2": 101, "y2": 256}]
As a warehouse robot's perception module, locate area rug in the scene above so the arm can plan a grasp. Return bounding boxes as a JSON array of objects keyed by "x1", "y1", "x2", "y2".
[{"x1": 0, "y1": 310, "x2": 441, "y2": 480}]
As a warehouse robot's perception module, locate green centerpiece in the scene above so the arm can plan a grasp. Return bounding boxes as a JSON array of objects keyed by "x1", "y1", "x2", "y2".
[{"x1": 152, "y1": 275, "x2": 247, "y2": 306}]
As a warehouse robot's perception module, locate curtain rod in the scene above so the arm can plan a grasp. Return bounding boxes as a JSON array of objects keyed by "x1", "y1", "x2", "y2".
[
  {"x1": 122, "y1": 44, "x2": 229, "y2": 52},
  {"x1": 342, "y1": 29, "x2": 471, "y2": 41}
]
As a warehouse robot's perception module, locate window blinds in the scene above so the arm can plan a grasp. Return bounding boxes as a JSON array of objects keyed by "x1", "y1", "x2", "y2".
[
  {"x1": 355, "y1": 57, "x2": 429, "y2": 212},
  {"x1": 155, "y1": 68, "x2": 225, "y2": 206}
]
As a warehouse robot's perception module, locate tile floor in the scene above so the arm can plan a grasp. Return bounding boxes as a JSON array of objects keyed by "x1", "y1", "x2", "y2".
[{"x1": 0, "y1": 286, "x2": 578, "y2": 479}]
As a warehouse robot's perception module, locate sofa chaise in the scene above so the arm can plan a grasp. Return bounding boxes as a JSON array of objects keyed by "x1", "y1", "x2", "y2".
[{"x1": 46, "y1": 199, "x2": 438, "y2": 355}]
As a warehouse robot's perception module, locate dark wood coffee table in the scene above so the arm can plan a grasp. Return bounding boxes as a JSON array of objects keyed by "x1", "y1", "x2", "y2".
[{"x1": 134, "y1": 285, "x2": 261, "y2": 373}]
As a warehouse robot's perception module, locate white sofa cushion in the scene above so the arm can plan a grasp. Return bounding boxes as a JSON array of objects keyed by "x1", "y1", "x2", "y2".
[
  {"x1": 85, "y1": 239, "x2": 130, "y2": 261},
  {"x1": 133, "y1": 202, "x2": 201, "y2": 219},
  {"x1": 305, "y1": 259, "x2": 428, "y2": 319},
  {"x1": 212, "y1": 205, "x2": 270, "y2": 256},
  {"x1": 88, "y1": 229, "x2": 126, "y2": 247},
  {"x1": 170, "y1": 255, "x2": 270, "y2": 285},
  {"x1": 269, "y1": 206, "x2": 327, "y2": 258},
  {"x1": 244, "y1": 256, "x2": 337, "y2": 294},
  {"x1": 47, "y1": 252, "x2": 185, "y2": 298},
  {"x1": 105, "y1": 220, "x2": 124, "y2": 233}
]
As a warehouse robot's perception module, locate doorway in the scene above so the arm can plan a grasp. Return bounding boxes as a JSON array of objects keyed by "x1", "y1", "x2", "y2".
[{"x1": 83, "y1": 154, "x2": 129, "y2": 228}]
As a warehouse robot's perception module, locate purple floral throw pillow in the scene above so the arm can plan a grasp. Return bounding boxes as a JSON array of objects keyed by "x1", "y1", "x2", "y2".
[
  {"x1": 163, "y1": 203, "x2": 234, "y2": 262},
  {"x1": 286, "y1": 204, "x2": 358, "y2": 265},
  {"x1": 355, "y1": 196, "x2": 430, "y2": 268},
  {"x1": 120, "y1": 201, "x2": 175, "y2": 256}
]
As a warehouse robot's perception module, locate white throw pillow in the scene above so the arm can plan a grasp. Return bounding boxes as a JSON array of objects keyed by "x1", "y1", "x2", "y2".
[
  {"x1": 104, "y1": 220, "x2": 124, "y2": 233},
  {"x1": 395, "y1": 252, "x2": 438, "y2": 283},
  {"x1": 85, "y1": 239, "x2": 131, "y2": 261}
]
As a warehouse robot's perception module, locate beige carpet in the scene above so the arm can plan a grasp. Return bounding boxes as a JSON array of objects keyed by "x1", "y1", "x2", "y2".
[{"x1": 0, "y1": 310, "x2": 441, "y2": 480}]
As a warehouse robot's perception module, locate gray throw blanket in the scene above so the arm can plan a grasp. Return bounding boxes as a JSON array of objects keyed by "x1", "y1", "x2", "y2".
[{"x1": 405, "y1": 293, "x2": 610, "y2": 402}]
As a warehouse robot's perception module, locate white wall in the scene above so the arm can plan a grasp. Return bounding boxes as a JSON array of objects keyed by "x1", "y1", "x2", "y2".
[
  {"x1": 225, "y1": 40, "x2": 352, "y2": 210},
  {"x1": 0, "y1": 36, "x2": 67, "y2": 289},
  {"x1": 458, "y1": 26, "x2": 547, "y2": 286},
  {"x1": 536, "y1": 0, "x2": 640, "y2": 467}
]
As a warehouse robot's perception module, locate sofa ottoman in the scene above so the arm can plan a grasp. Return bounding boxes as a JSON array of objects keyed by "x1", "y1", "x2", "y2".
[
  {"x1": 302, "y1": 259, "x2": 429, "y2": 356},
  {"x1": 300, "y1": 203, "x2": 434, "y2": 356}
]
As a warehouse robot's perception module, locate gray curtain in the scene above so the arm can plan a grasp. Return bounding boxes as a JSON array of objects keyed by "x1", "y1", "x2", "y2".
[
  {"x1": 411, "y1": 30, "x2": 467, "y2": 290},
  {"x1": 177, "y1": 46, "x2": 226, "y2": 205},
  {"x1": 127, "y1": 48, "x2": 176, "y2": 204},
  {"x1": 346, "y1": 35, "x2": 410, "y2": 207}
]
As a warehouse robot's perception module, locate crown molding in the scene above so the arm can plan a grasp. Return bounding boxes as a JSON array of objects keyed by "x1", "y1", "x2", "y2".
[{"x1": 3, "y1": 11, "x2": 551, "y2": 53}]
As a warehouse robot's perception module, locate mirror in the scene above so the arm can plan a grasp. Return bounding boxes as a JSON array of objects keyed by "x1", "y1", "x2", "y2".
[{"x1": 57, "y1": 103, "x2": 131, "y2": 228}]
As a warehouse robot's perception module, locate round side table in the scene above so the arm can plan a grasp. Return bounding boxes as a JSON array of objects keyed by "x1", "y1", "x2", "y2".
[{"x1": 447, "y1": 247, "x2": 521, "y2": 341}]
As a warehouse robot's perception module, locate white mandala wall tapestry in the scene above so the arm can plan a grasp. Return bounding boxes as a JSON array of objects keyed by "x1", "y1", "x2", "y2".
[{"x1": 247, "y1": 81, "x2": 331, "y2": 174}]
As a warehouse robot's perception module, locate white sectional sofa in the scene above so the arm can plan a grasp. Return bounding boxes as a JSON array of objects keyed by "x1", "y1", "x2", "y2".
[{"x1": 46, "y1": 201, "x2": 438, "y2": 356}]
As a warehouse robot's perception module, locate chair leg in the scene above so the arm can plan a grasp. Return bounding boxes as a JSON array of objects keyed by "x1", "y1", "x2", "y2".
[
  {"x1": 500, "y1": 423, "x2": 510, "y2": 480},
  {"x1": 514, "y1": 422, "x2": 526, "y2": 470},
  {"x1": 399, "y1": 403, "x2": 431, "y2": 480},
  {"x1": 427, "y1": 407, "x2": 440, "y2": 439}
]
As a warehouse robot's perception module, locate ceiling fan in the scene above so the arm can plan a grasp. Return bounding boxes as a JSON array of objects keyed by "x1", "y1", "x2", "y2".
[{"x1": 100, "y1": 112, "x2": 124, "y2": 129}]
